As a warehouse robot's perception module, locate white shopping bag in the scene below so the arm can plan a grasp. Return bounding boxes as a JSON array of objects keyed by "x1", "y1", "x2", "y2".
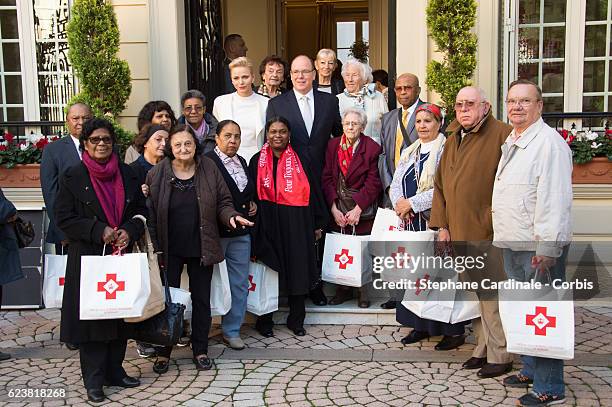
[
  {"x1": 449, "y1": 289, "x2": 481, "y2": 323},
  {"x1": 371, "y1": 208, "x2": 405, "y2": 236},
  {"x1": 322, "y1": 231, "x2": 372, "y2": 287},
  {"x1": 247, "y1": 261, "x2": 279, "y2": 316},
  {"x1": 43, "y1": 254, "x2": 67, "y2": 309},
  {"x1": 170, "y1": 287, "x2": 192, "y2": 320},
  {"x1": 401, "y1": 265, "x2": 450, "y2": 319},
  {"x1": 80, "y1": 249, "x2": 151, "y2": 320},
  {"x1": 210, "y1": 261, "x2": 231, "y2": 316},
  {"x1": 380, "y1": 230, "x2": 436, "y2": 283},
  {"x1": 499, "y1": 284, "x2": 574, "y2": 360}
]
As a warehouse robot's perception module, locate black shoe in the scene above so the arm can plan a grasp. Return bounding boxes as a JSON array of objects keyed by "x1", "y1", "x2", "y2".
[
  {"x1": 328, "y1": 289, "x2": 353, "y2": 305},
  {"x1": 153, "y1": 358, "x2": 169, "y2": 374},
  {"x1": 400, "y1": 330, "x2": 429, "y2": 345},
  {"x1": 291, "y1": 327, "x2": 306, "y2": 336},
  {"x1": 309, "y1": 286, "x2": 328, "y2": 306},
  {"x1": 65, "y1": 343, "x2": 79, "y2": 351},
  {"x1": 256, "y1": 326, "x2": 274, "y2": 337},
  {"x1": 105, "y1": 376, "x2": 140, "y2": 388},
  {"x1": 0, "y1": 351, "x2": 10, "y2": 361},
  {"x1": 380, "y1": 300, "x2": 397, "y2": 309},
  {"x1": 517, "y1": 392, "x2": 566, "y2": 406},
  {"x1": 87, "y1": 388, "x2": 105, "y2": 403},
  {"x1": 477, "y1": 362, "x2": 513, "y2": 378},
  {"x1": 193, "y1": 355, "x2": 213, "y2": 371},
  {"x1": 503, "y1": 373, "x2": 533, "y2": 388},
  {"x1": 434, "y1": 335, "x2": 465, "y2": 351},
  {"x1": 462, "y1": 357, "x2": 487, "y2": 370},
  {"x1": 136, "y1": 342, "x2": 157, "y2": 358}
]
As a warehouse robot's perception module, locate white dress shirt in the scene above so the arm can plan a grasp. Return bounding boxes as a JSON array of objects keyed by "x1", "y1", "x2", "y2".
[
  {"x1": 70, "y1": 135, "x2": 82, "y2": 159},
  {"x1": 294, "y1": 88, "x2": 315, "y2": 136}
]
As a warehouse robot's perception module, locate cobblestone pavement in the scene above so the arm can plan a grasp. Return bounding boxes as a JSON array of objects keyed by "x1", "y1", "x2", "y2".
[{"x1": 0, "y1": 306, "x2": 610, "y2": 406}]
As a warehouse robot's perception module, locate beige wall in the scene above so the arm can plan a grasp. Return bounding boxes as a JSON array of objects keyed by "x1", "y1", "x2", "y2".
[{"x1": 112, "y1": 0, "x2": 150, "y2": 132}]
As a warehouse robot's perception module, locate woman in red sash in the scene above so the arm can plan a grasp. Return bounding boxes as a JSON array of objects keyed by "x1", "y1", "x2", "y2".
[{"x1": 249, "y1": 116, "x2": 328, "y2": 337}]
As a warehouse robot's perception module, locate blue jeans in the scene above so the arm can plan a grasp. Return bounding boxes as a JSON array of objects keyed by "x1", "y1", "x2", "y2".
[
  {"x1": 502, "y1": 247, "x2": 569, "y2": 397},
  {"x1": 220, "y1": 234, "x2": 251, "y2": 339}
]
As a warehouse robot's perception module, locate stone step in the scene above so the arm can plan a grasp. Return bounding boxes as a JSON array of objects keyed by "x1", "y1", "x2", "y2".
[{"x1": 273, "y1": 299, "x2": 399, "y2": 325}]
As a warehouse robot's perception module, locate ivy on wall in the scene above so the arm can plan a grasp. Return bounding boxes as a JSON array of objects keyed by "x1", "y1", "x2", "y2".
[{"x1": 425, "y1": 0, "x2": 478, "y2": 121}]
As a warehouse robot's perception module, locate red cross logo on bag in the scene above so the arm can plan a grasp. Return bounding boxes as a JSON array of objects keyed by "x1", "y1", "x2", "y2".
[
  {"x1": 248, "y1": 275, "x2": 257, "y2": 292},
  {"x1": 334, "y1": 248, "x2": 354, "y2": 270},
  {"x1": 390, "y1": 246, "x2": 411, "y2": 269},
  {"x1": 96, "y1": 274, "x2": 126, "y2": 300},
  {"x1": 59, "y1": 277, "x2": 65, "y2": 286},
  {"x1": 526, "y1": 306, "x2": 557, "y2": 336},
  {"x1": 414, "y1": 274, "x2": 430, "y2": 296}
]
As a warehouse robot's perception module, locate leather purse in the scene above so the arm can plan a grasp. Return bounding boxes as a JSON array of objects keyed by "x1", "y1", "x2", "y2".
[
  {"x1": 131, "y1": 263, "x2": 185, "y2": 347},
  {"x1": 12, "y1": 216, "x2": 35, "y2": 248},
  {"x1": 336, "y1": 173, "x2": 377, "y2": 221}
]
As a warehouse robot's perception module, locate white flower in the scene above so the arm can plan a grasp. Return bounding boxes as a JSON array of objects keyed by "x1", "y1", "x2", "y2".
[
  {"x1": 20, "y1": 143, "x2": 28, "y2": 151},
  {"x1": 576, "y1": 132, "x2": 585, "y2": 141},
  {"x1": 585, "y1": 130, "x2": 599, "y2": 141},
  {"x1": 591, "y1": 142, "x2": 602, "y2": 149},
  {"x1": 570, "y1": 128, "x2": 578, "y2": 136}
]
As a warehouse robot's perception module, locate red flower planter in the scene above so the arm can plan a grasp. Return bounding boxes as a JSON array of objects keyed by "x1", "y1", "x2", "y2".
[
  {"x1": 0, "y1": 164, "x2": 41, "y2": 188},
  {"x1": 572, "y1": 157, "x2": 612, "y2": 184}
]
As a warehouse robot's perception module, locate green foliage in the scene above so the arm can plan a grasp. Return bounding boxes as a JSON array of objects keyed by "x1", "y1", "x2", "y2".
[
  {"x1": 111, "y1": 118, "x2": 135, "y2": 158},
  {"x1": 0, "y1": 133, "x2": 56, "y2": 168},
  {"x1": 563, "y1": 129, "x2": 612, "y2": 164},
  {"x1": 425, "y1": 0, "x2": 478, "y2": 121},
  {"x1": 349, "y1": 39, "x2": 369, "y2": 63},
  {"x1": 67, "y1": 0, "x2": 131, "y2": 117}
]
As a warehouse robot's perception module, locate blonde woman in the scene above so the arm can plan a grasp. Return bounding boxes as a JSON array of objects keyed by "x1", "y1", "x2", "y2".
[
  {"x1": 213, "y1": 57, "x2": 268, "y2": 163},
  {"x1": 313, "y1": 48, "x2": 344, "y2": 95}
]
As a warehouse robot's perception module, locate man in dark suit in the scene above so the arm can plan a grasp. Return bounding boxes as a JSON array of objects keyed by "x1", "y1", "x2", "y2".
[
  {"x1": 266, "y1": 55, "x2": 342, "y2": 306},
  {"x1": 222, "y1": 34, "x2": 248, "y2": 95},
  {"x1": 378, "y1": 73, "x2": 424, "y2": 310},
  {"x1": 41, "y1": 103, "x2": 92, "y2": 254}
]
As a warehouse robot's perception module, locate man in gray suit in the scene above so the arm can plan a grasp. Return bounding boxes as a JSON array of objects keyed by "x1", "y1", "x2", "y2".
[
  {"x1": 379, "y1": 73, "x2": 425, "y2": 202},
  {"x1": 378, "y1": 73, "x2": 424, "y2": 309},
  {"x1": 41, "y1": 103, "x2": 92, "y2": 254}
]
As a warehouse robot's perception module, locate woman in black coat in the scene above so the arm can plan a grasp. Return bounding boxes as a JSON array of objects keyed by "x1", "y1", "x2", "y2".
[
  {"x1": 55, "y1": 118, "x2": 146, "y2": 403},
  {"x1": 0, "y1": 187, "x2": 23, "y2": 361}
]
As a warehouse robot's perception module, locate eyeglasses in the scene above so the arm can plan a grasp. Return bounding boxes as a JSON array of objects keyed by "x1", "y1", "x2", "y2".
[
  {"x1": 454, "y1": 100, "x2": 486, "y2": 110},
  {"x1": 184, "y1": 105, "x2": 204, "y2": 112},
  {"x1": 290, "y1": 69, "x2": 314, "y2": 77},
  {"x1": 87, "y1": 136, "x2": 112, "y2": 145},
  {"x1": 220, "y1": 134, "x2": 241, "y2": 141},
  {"x1": 342, "y1": 121, "x2": 362, "y2": 128},
  {"x1": 505, "y1": 98, "x2": 537, "y2": 107},
  {"x1": 394, "y1": 85, "x2": 415, "y2": 92}
]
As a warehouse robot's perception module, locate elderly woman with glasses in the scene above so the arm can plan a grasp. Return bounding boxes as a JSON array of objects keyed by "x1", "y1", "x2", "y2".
[
  {"x1": 321, "y1": 108, "x2": 382, "y2": 308},
  {"x1": 54, "y1": 118, "x2": 147, "y2": 403},
  {"x1": 146, "y1": 124, "x2": 253, "y2": 374},
  {"x1": 390, "y1": 104, "x2": 467, "y2": 352},
  {"x1": 178, "y1": 89, "x2": 219, "y2": 153},
  {"x1": 336, "y1": 58, "x2": 388, "y2": 144}
]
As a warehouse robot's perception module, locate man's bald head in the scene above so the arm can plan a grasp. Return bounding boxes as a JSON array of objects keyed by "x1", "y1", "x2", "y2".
[
  {"x1": 455, "y1": 86, "x2": 490, "y2": 129},
  {"x1": 290, "y1": 55, "x2": 316, "y2": 94},
  {"x1": 394, "y1": 73, "x2": 421, "y2": 109}
]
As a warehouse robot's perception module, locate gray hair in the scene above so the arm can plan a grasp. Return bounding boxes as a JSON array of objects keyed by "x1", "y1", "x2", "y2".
[
  {"x1": 180, "y1": 89, "x2": 206, "y2": 107},
  {"x1": 342, "y1": 108, "x2": 368, "y2": 129},
  {"x1": 341, "y1": 57, "x2": 373, "y2": 84}
]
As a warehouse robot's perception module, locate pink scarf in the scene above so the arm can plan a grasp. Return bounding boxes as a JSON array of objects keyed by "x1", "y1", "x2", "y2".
[{"x1": 82, "y1": 152, "x2": 125, "y2": 228}]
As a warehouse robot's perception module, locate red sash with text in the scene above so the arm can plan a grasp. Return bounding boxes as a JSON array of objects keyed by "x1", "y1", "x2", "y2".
[{"x1": 257, "y1": 143, "x2": 310, "y2": 206}]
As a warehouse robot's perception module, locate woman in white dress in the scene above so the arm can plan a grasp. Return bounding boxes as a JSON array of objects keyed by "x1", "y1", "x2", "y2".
[
  {"x1": 336, "y1": 58, "x2": 388, "y2": 144},
  {"x1": 213, "y1": 57, "x2": 268, "y2": 163}
]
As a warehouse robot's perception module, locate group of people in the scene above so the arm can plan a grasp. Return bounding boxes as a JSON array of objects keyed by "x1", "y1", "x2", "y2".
[{"x1": 5, "y1": 33, "x2": 570, "y2": 407}]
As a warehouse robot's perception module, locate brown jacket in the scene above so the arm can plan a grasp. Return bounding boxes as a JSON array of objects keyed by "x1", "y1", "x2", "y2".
[
  {"x1": 146, "y1": 156, "x2": 240, "y2": 266},
  {"x1": 430, "y1": 111, "x2": 512, "y2": 241}
]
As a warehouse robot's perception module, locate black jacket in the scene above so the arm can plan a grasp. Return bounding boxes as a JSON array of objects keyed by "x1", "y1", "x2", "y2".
[
  {"x1": 54, "y1": 159, "x2": 146, "y2": 343},
  {"x1": 204, "y1": 150, "x2": 255, "y2": 238}
]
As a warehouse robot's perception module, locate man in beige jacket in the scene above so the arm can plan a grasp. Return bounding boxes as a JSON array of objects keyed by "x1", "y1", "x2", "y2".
[{"x1": 430, "y1": 86, "x2": 513, "y2": 378}]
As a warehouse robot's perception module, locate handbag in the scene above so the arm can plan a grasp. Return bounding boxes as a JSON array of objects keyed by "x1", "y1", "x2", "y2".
[
  {"x1": 131, "y1": 265, "x2": 186, "y2": 347},
  {"x1": 336, "y1": 172, "x2": 377, "y2": 220},
  {"x1": 13, "y1": 216, "x2": 35, "y2": 248}
]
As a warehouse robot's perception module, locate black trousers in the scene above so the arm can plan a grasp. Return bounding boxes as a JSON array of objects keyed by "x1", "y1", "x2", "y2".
[
  {"x1": 79, "y1": 339, "x2": 127, "y2": 390},
  {"x1": 158, "y1": 255, "x2": 213, "y2": 358},
  {"x1": 256, "y1": 294, "x2": 306, "y2": 331}
]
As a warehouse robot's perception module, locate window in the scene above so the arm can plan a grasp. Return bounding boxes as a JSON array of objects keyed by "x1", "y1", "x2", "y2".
[
  {"x1": 0, "y1": 0, "x2": 74, "y2": 133},
  {"x1": 336, "y1": 18, "x2": 368, "y2": 63},
  {"x1": 583, "y1": 0, "x2": 612, "y2": 112}
]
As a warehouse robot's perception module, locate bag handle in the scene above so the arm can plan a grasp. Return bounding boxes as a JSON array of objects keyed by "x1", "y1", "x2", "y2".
[
  {"x1": 160, "y1": 260, "x2": 173, "y2": 305},
  {"x1": 340, "y1": 225, "x2": 356, "y2": 236}
]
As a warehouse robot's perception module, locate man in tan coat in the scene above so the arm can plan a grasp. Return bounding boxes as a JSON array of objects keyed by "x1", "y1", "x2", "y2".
[{"x1": 430, "y1": 86, "x2": 513, "y2": 378}]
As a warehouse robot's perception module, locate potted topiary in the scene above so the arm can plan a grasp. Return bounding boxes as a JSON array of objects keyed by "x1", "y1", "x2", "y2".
[{"x1": 560, "y1": 128, "x2": 612, "y2": 184}]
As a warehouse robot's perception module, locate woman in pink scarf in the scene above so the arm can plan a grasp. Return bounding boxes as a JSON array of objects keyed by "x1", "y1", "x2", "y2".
[{"x1": 54, "y1": 118, "x2": 147, "y2": 403}]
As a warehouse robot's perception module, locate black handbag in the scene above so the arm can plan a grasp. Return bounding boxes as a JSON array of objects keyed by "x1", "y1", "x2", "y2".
[
  {"x1": 131, "y1": 265, "x2": 185, "y2": 347},
  {"x1": 12, "y1": 216, "x2": 35, "y2": 248},
  {"x1": 336, "y1": 173, "x2": 377, "y2": 220}
]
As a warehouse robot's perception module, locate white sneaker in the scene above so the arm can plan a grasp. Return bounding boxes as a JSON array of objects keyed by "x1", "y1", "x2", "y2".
[{"x1": 223, "y1": 336, "x2": 245, "y2": 350}]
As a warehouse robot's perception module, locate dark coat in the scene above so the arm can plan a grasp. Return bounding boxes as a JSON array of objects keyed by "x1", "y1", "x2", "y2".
[
  {"x1": 146, "y1": 156, "x2": 240, "y2": 266},
  {"x1": 177, "y1": 112, "x2": 219, "y2": 154},
  {"x1": 0, "y1": 188, "x2": 23, "y2": 286},
  {"x1": 321, "y1": 135, "x2": 383, "y2": 235},
  {"x1": 266, "y1": 89, "x2": 343, "y2": 182},
  {"x1": 314, "y1": 77, "x2": 344, "y2": 95},
  {"x1": 41, "y1": 135, "x2": 81, "y2": 243},
  {"x1": 204, "y1": 150, "x2": 255, "y2": 238},
  {"x1": 54, "y1": 159, "x2": 146, "y2": 344}
]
